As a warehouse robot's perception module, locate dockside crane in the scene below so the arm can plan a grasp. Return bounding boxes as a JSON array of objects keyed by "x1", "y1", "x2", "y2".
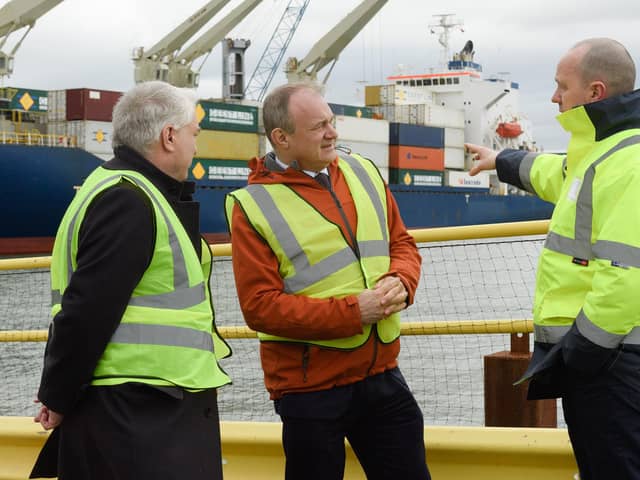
[
  {"x1": 243, "y1": 0, "x2": 310, "y2": 102},
  {"x1": 284, "y1": 0, "x2": 387, "y2": 85},
  {"x1": 132, "y1": 0, "x2": 231, "y2": 84},
  {"x1": 0, "y1": 0, "x2": 63, "y2": 81},
  {"x1": 165, "y1": 0, "x2": 262, "y2": 88}
]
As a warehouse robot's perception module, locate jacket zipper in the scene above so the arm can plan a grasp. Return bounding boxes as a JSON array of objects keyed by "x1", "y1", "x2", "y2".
[
  {"x1": 302, "y1": 345, "x2": 310, "y2": 383},
  {"x1": 366, "y1": 331, "x2": 379, "y2": 375}
]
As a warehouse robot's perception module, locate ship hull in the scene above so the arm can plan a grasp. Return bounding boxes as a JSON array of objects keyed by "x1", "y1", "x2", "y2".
[
  {"x1": 0, "y1": 145, "x2": 103, "y2": 256},
  {"x1": 0, "y1": 147, "x2": 553, "y2": 256}
]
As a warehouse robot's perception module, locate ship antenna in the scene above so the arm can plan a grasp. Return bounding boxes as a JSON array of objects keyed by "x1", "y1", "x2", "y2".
[{"x1": 428, "y1": 14, "x2": 464, "y2": 70}]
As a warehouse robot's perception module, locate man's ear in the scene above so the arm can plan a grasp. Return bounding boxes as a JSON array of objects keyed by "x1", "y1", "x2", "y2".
[
  {"x1": 160, "y1": 124, "x2": 175, "y2": 151},
  {"x1": 270, "y1": 128, "x2": 289, "y2": 149},
  {"x1": 590, "y1": 81, "x2": 607, "y2": 102}
]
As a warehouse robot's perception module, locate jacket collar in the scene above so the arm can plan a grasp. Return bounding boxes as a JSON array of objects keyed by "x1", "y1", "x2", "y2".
[{"x1": 106, "y1": 145, "x2": 195, "y2": 201}]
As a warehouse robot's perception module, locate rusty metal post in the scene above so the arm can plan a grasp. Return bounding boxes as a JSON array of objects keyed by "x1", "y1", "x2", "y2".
[{"x1": 484, "y1": 332, "x2": 557, "y2": 427}]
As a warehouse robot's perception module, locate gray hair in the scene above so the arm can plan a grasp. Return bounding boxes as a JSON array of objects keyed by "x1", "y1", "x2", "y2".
[
  {"x1": 112, "y1": 81, "x2": 198, "y2": 157},
  {"x1": 572, "y1": 38, "x2": 636, "y2": 97},
  {"x1": 263, "y1": 83, "x2": 324, "y2": 147}
]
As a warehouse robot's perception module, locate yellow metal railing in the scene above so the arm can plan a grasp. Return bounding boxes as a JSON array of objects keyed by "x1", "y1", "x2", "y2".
[
  {"x1": 0, "y1": 130, "x2": 78, "y2": 147},
  {"x1": 0, "y1": 319, "x2": 535, "y2": 343},
  {"x1": 0, "y1": 220, "x2": 550, "y2": 272}
]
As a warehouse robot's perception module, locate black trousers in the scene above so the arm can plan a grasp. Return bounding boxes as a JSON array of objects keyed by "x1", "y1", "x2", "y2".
[
  {"x1": 563, "y1": 347, "x2": 640, "y2": 480},
  {"x1": 275, "y1": 367, "x2": 431, "y2": 480}
]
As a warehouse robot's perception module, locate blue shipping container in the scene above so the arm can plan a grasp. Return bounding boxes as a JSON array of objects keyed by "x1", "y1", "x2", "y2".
[{"x1": 389, "y1": 123, "x2": 444, "y2": 148}]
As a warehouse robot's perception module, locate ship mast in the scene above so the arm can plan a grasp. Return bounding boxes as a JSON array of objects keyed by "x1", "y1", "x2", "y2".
[{"x1": 428, "y1": 14, "x2": 463, "y2": 71}]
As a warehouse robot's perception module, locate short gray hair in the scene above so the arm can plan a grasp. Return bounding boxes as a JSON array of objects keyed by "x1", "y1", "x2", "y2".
[
  {"x1": 572, "y1": 38, "x2": 636, "y2": 97},
  {"x1": 112, "y1": 81, "x2": 198, "y2": 157},
  {"x1": 263, "y1": 83, "x2": 324, "y2": 147}
]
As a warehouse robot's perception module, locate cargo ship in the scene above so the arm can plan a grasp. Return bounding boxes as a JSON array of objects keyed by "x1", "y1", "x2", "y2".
[{"x1": 0, "y1": 8, "x2": 553, "y2": 256}]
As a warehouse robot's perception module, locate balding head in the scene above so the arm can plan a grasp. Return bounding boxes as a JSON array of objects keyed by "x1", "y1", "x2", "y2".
[{"x1": 572, "y1": 38, "x2": 636, "y2": 97}]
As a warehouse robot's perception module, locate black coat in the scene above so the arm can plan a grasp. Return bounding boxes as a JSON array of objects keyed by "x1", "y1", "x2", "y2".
[{"x1": 32, "y1": 147, "x2": 222, "y2": 479}]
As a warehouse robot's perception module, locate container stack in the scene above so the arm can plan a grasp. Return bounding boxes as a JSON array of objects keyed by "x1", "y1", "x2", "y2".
[
  {"x1": 189, "y1": 100, "x2": 260, "y2": 182},
  {"x1": 332, "y1": 107, "x2": 390, "y2": 182},
  {"x1": 0, "y1": 87, "x2": 49, "y2": 135},
  {"x1": 364, "y1": 83, "x2": 475, "y2": 184},
  {"x1": 388, "y1": 123, "x2": 444, "y2": 186},
  {"x1": 46, "y1": 88, "x2": 122, "y2": 158}
]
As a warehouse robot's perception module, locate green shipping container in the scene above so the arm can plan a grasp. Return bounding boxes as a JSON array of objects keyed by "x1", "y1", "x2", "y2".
[
  {"x1": 328, "y1": 102, "x2": 374, "y2": 119},
  {"x1": 197, "y1": 100, "x2": 259, "y2": 133},
  {"x1": 388, "y1": 169, "x2": 443, "y2": 187},
  {"x1": 1, "y1": 87, "x2": 48, "y2": 113},
  {"x1": 189, "y1": 158, "x2": 250, "y2": 182}
]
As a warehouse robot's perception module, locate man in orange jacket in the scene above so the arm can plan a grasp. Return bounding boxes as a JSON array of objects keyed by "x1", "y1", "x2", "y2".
[{"x1": 226, "y1": 83, "x2": 429, "y2": 480}]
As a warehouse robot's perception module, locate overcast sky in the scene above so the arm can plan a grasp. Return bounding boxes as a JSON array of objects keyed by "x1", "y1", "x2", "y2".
[{"x1": 4, "y1": 0, "x2": 640, "y2": 151}]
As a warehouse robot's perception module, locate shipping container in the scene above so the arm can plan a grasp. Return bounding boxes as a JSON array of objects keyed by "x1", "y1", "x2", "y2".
[
  {"x1": 371, "y1": 104, "x2": 409, "y2": 124},
  {"x1": 66, "y1": 120, "x2": 114, "y2": 154},
  {"x1": 2, "y1": 87, "x2": 48, "y2": 113},
  {"x1": 335, "y1": 141, "x2": 389, "y2": 169},
  {"x1": 445, "y1": 170, "x2": 490, "y2": 189},
  {"x1": 388, "y1": 169, "x2": 443, "y2": 187},
  {"x1": 364, "y1": 85, "x2": 382, "y2": 106},
  {"x1": 197, "y1": 100, "x2": 259, "y2": 133},
  {"x1": 389, "y1": 123, "x2": 444, "y2": 148},
  {"x1": 371, "y1": 104, "x2": 464, "y2": 129},
  {"x1": 378, "y1": 166, "x2": 389, "y2": 183},
  {"x1": 444, "y1": 147, "x2": 465, "y2": 170},
  {"x1": 328, "y1": 102, "x2": 374, "y2": 118},
  {"x1": 92, "y1": 153, "x2": 113, "y2": 162},
  {"x1": 47, "y1": 90, "x2": 66, "y2": 122},
  {"x1": 410, "y1": 104, "x2": 465, "y2": 128},
  {"x1": 389, "y1": 145, "x2": 444, "y2": 171},
  {"x1": 444, "y1": 127, "x2": 465, "y2": 148},
  {"x1": 195, "y1": 130, "x2": 259, "y2": 160},
  {"x1": 45, "y1": 121, "x2": 67, "y2": 137},
  {"x1": 364, "y1": 85, "x2": 432, "y2": 106},
  {"x1": 66, "y1": 88, "x2": 122, "y2": 122},
  {"x1": 335, "y1": 115, "x2": 389, "y2": 144},
  {"x1": 190, "y1": 158, "x2": 250, "y2": 181}
]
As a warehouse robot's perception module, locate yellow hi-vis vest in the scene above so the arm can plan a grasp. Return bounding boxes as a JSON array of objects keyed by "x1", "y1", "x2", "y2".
[
  {"x1": 225, "y1": 153, "x2": 400, "y2": 349},
  {"x1": 515, "y1": 105, "x2": 640, "y2": 348},
  {"x1": 50, "y1": 166, "x2": 231, "y2": 390}
]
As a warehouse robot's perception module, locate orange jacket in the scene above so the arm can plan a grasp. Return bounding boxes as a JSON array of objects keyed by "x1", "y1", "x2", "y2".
[{"x1": 229, "y1": 154, "x2": 422, "y2": 399}]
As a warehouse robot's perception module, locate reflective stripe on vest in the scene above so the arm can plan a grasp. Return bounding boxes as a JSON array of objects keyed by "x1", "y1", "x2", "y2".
[{"x1": 518, "y1": 152, "x2": 538, "y2": 193}]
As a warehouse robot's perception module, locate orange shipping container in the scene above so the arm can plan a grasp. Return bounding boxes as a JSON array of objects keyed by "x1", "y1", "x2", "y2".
[{"x1": 388, "y1": 145, "x2": 444, "y2": 171}]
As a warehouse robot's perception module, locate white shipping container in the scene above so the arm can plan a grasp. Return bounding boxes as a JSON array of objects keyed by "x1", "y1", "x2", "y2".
[
  {"x1": 66, "y1": 120, "x2": 114, "y2": 154},
  {"x1": 336, "y1": 140, "x2": 389, "y2": 170},
  {"x1": 47, "y1": 90, "x2": 66, "y2": 122},
  {"x1": 335, "y1": 115, "x2": 389, "y2": 144},
  {"x1": 380, "y1": 85, "x2": 433, "y2": 106},
  {"x1": 378, "y1": 166, "x2": 389, "y2": 183},
  {"x1": 371, "y1": 104, "x2": 464, "y2": 129},
  {"x1": 410, "y1": 104, "x2": 465, "y2": 129},
  {"x1": 444, "y1": 127, "x2": 465, "y2": 148},
  {"x1": 444, "y1": 147, "x2": 465, "y2": 170},
  {"x1": 46, "y1": 121, "x2": 66, "y2": 136},
  {"x1": 445, "y1": 170, "x2": 490, "y2": 189},
  {"x1": 92, "y1": 153, "x2": 113, "y2": 162},
  {"x1": 371, "y1": 105, "x2": 410, "y2": 124}
]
